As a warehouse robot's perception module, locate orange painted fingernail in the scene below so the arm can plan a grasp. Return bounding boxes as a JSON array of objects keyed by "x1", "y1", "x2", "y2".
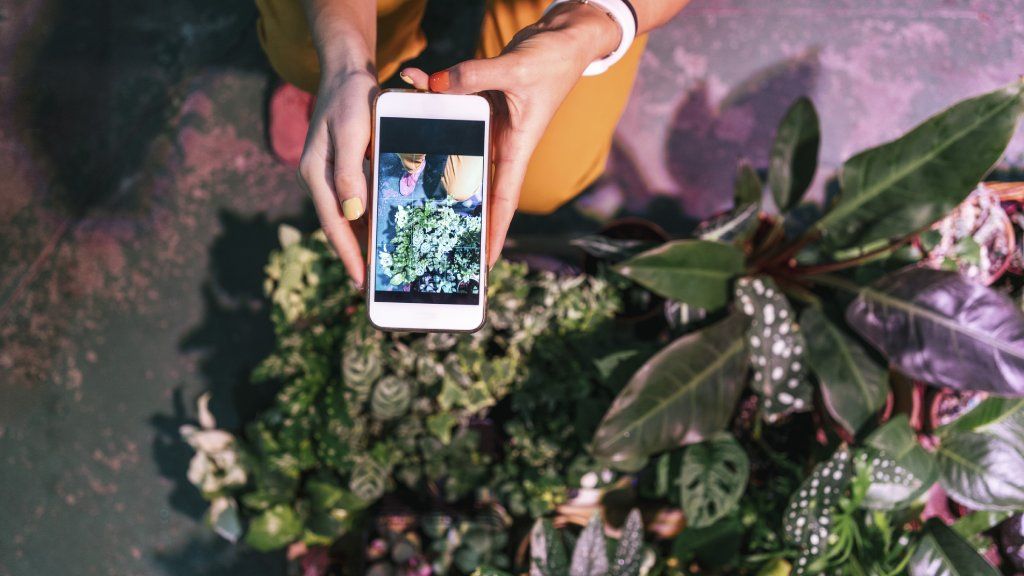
[{"x1": 428, "y1": 70, "x2": 450, "y2": 92}]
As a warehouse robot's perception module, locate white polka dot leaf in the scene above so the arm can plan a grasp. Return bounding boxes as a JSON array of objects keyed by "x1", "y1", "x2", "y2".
[
  {"x1": 680, "y1": 433, "x2": 751, "y2": 528},
  {"x1": 800, "y1": 308, "x2": 889, "y2": 436},
  {"x1": 859, "y1": 415, "x2": 938, "y2": 510},
  {"x1": 528, "y1": 510, "x2": 645, "y2": 576},
  {"x1": 735, "y1": 276, "x2": 813, "y2": 422},
  {"x1": 783, "y1": 446, "x2": 854, "y2": 575}
]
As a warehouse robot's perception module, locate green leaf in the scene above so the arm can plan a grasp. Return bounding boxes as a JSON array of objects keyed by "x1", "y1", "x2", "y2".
[
  {"x1": 937, "y1": 431, "x2": 1024, "y2": 511},
  {"x1": 817, "y1": 81, "x2": 1024, "y2": 249},
  {"x1": 571, "y1": 236, "x2": 655, "y2": 263},
  {"x1": 952, "y1": 510, "x2": 1012, "y2": 540},
  {"x1": 609, "y1": 509, "x2": 644, "y2": 576},
  {"x1": 938, "y1": 397, "x2": 1024, "y2": 448},
  {"x1": 736, "y1": 277, "x2": 813, "y2": 421},
  {"x1": 769, "y1": 97, "x2": 820, "y2": 212},
  {"x1": 671, "y1": 514, "x2": 743, "y2": 569},
  {"x1": 801, "y1": 308, "x2": 888, "y2": 435},
  {"x1": 909, "y1": 519, "x2": 999, "y2": 576},
  {"x1": 681, "y1": 434, "x2": 750, "y2": 528},
  {"x1": 570, "y1": 514, "x2": 608, "y2": 576},
  {"x1": 592, "y1": 314, "x2": 749, "y2": 470},
  {"x1": 615, "y1": 240, "x2": 746, "y2": 310},
  {"x1": 245, "y1": 504, "x2": 303, "y2": 551},
  {"x1": 734, "y1": 160, "x2": 763, "y2": 206},
  {"x1": 349, "y1": 457, "x2": 389, "y2": 504},
  {"x1": 370, "y1": 375, "x2": 412, "y2": 420},
  {"x1": 861, "y1": 415, "x2": 938, "y2": 509},
  {"x1": 846, "y1": 267, "x2": 1024, "y2": 395}
]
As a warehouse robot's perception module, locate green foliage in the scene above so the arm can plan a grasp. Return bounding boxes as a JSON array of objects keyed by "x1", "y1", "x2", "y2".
[
  {"x1": 379, "y1": 199, "x2": 482, "y2": 292},
  {"x1": 680, "y1": 434, "x2": 749, "y2": 528},
  {"x1": 184, "y1": 229, "x2": 636, "y2": 570},
  {"x1": 615, "y1": 240, "x2": 746, "y2": 311},
  {"x1": 769, "y1": 97, "x2": 820, "y2": 212}
]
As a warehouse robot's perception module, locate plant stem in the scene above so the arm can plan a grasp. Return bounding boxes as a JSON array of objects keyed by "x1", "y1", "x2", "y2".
[{"x1": 792, "y1": 235, "x2": 914, "y2": 276}]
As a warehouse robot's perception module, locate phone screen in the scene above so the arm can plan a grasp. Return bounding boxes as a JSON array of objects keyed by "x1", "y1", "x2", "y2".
[{"x1": 373, "y1": 117, "x2": 486, "y2": 306}]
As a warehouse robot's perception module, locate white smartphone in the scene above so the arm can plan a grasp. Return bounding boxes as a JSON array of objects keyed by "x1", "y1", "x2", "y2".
[{"x1": 367, "y1": 90, "x2": 491, "y2": 333}]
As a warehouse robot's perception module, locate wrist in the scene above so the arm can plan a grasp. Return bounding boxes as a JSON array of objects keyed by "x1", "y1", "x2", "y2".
[
  {"x1": 539, "y1": 2, "x2": 622, "y2": 66},
  {"x1": 313, "y1": 25, "x2": 376, "y2": 78}
]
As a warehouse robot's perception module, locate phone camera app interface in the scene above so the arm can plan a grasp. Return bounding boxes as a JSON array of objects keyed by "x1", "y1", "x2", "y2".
[{"x1": 374, "y1": 117, "x2": 485, "y2": 306}]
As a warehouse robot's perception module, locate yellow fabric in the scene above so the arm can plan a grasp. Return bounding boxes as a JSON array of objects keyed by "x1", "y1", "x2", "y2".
[
  {"x1": 442, "y1": 154, "x2": 485, "y2": 201},
  {"x1": 256, "y1": 0, "x2": 645, "y2": 214}
]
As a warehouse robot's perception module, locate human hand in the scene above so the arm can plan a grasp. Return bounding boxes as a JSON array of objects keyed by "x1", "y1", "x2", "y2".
[
  {"x1": 400, "y1": 2, "x2": 620, "y2": 267},
  {"x1": 297, "y1": 65, "x2": 378, "y2": 289}
]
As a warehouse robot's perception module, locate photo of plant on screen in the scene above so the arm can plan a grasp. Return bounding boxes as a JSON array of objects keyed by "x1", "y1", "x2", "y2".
[{"x1": 375, "y1": 152, "x2": 484, "y2": 295}]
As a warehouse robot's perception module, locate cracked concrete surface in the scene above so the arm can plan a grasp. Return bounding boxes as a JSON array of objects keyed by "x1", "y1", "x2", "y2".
[{"x1": 1, "y1": 0, "x2": 1023, "y2": 574}]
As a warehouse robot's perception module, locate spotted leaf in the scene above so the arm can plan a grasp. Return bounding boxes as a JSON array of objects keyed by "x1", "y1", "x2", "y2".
[
  {"x1": 681, "y1": 433, "x2": 750, "y2": 528},
  {"x1": 735, "y1": 276, "x2": 813, "y2": 422},
  {"x1": 860, "y1": 415, "x2": 938, "y2": 510},
  {"x1": 783, "y1": 447, "x2": 854, "y2": 575}
]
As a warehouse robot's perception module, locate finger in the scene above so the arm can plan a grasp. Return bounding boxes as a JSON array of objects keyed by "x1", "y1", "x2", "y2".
[
  {"x1": 298, "y1": 125, "x2": 367, "y2": 288},
  {"x1": 429, "y1": 56, "x2": 519, "y2": 95},
  {"x1": 327, "y1": 121, "x2": 370, "y2": 224},
  {"x1": 487, "y1": 149, "x2": 530, "y2": 268},
  {"x1": 399, "y1": 67, "x2": 430, "y2": 91}
]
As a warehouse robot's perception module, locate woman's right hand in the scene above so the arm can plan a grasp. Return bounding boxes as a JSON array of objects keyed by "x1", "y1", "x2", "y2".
[{"x1": 297, "y1": 66, "x2": 378, "y2": 290}]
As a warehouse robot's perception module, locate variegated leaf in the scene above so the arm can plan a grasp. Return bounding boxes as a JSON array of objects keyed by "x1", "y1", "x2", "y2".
[
  {"x1": 783, "y1": 447, "x2": 854, "y2": 575},
  {"x1": 609, "y1": 509, "x2": 644, "y2": 576},
  {"x1": 570, "y1": 514, "x2": 608, "y2": 576},
  {"x1": 349, "y1": 457, "x2": 388, "y2": 504},
  {"x1": 370, "y1": 375, "x2": 412, "y2": 420},
  {"x1": 736, "y1": 276, "x2": 813, "y2": 421}
]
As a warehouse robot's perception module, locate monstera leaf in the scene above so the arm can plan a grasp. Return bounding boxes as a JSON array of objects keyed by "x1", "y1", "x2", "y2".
[
  {"x1": 909, "y1": 519, "x2": 1000, "y2": 576},
  {"x1": 936, "y1": 431, "x2": 1024, "y2": 511},
  {"x1": 846, "y1": 267, "x2": 1024, "y2": 395},
  {"x1": 801, "y1": 308, "x2": 888, "y2": 435},
  {"x1": 860, "y1": 415, "x2": 938, "y2": 510},
  {"x1": 769, "y1": 97, "x2": 820, "y2": 211},
  {"x1": 736, "y1": 277, "x2": 813, "y2": 421},
  {"x1": 592, "y1": 314, "x2": 749, "y2": 470},
  {"x1": 816, "y1": 81, "x2": 1024, "y2": 249},
  {"x1": 615, "y1": 240, "x2": 746, "y2": 311},
  {"x1": 681, "y1": 434, "x2": 750, "y2": 528}
]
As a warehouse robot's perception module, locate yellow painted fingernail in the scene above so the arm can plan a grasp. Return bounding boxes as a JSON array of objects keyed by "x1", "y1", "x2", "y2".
[
  {"x1": 342, "y1": 197, "x2": 364, "y2": 220},
  {"x1": 399, "y1": 72, "x2": 413, "y2": 85}
]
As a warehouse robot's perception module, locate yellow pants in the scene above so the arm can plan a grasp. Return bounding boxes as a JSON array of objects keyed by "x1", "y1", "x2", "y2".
[{"x1": 256, "y1": 0, "x2": 646, "y2": 214}]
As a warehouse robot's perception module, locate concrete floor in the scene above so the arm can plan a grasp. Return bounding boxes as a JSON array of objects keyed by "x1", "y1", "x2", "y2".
[{"x1": 1, "y1": 0, "x2": 1023, "y2": 574}]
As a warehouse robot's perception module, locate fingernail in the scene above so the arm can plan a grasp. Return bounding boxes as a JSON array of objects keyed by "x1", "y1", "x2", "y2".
[
  {"x1": 428, "y1": 70, "x2": 450, "y2": 92},
  {"x1": 399, "y1": 71, "x2": 413, "y2": 85},
  {"x1": 342, "y1": 197, "x2": 364, "y2": 220}
]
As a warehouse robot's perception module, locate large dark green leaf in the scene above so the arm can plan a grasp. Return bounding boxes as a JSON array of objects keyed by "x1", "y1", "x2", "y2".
[
  {"x1": 939, "y1": 397, "x2": 1024, "y2": 448},
  {"x1": 615, "y1": 240, "x2": 746, "y2": 311},
  {"x1": 592, "y1": 314, "x2": 749, "y2": 470},
  {"x1": 801, "y1": 308, "x2": 888, "y2": 435},
  {"x1": 769, "y1": 97, "x2": 820, "y2": 212},
  {"x1": 736, "y1": 277, "x2": 813, "y2": 421},
  {"x1": 817, "y1": 81, "x2": 1024, "y2": 249},
  {"x1": 734, "y1": 160, "x2": 763, "y2": 206},
  {"x1": 937, "y1": 431, "x2": 1024, "y2": 511},
  {"x1": 909, "y1": 519, "x2": 1000, "y2": 576},
  {"x1": 846, "y1": 267, "x2": 1024, "y2": 395},
  {"x1": 860, "y1": 416, "x2": 938, "y2": 509},
  {"x1": 681, "y1": 433, "x2": 750, "y2": 528}
]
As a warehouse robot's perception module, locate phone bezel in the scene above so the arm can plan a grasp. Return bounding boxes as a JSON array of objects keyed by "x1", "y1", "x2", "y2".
[{"x1": 367, "y1": 90, "x2": 491, "y2": 333}]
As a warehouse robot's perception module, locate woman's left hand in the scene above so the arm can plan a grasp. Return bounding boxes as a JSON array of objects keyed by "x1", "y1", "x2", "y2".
[{"x1": 400, "y1": 2, "x2": 620, "y2": 267}]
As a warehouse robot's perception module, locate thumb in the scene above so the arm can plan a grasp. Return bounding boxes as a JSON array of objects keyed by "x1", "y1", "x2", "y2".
[{"x1": 429, "y1": 56, "x2": 518, "y2": 95}]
